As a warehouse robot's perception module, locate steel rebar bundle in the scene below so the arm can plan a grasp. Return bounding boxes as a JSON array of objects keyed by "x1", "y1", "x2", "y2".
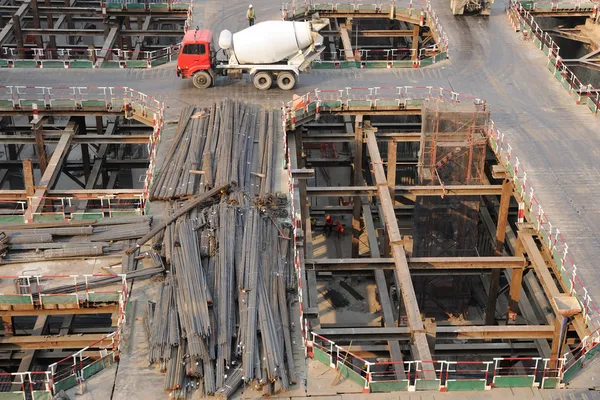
[{"x1": 146, "y1": 100, "x2": 294, "y2": 399}]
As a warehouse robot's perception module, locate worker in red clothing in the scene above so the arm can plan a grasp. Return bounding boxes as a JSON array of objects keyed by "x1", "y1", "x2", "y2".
[
  {"x1": 333, "y1": 221, "x2": 344, "y2": 238},
  {"x1": 324, "y1": 215, "x2": 333, "y2": 237}
]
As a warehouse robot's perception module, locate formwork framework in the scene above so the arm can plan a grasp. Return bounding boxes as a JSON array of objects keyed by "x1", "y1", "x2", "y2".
[
  {"x1": 0, "y1": 86, "x2": 164, "y2": 223},
  {"x1": 0, "y1": 273, "x2": 128, "y2": 397},
  {"x1": 0, "y1": 0, "x2": 192, "y2": 68},
  {"x1": 283, "y1": 86, "x2": 600, "y2": 393},
  {"x1": 283, "y1": 0, "x2": 448, "y2": 68},
  {"x1": 507, "y1": 0, "x2": 600, "y2": 115}
]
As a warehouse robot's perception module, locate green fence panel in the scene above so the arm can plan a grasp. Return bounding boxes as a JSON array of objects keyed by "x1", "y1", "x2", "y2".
[
  {"x1": 562, "y1": 358, "x2": 583, "y2": 382},
  {"x1": 587, "y1": 97, "x2": 599, "y2": 114},
  {"x1": 336, "y1": 361, "x2": 366, "y2": 388},
  {"x1": 391, "y1": 60, "x2": 413, "y2": 68},
  {"x1": 370, "y1": 380, "x2": 409, "y2": 392},
  {"x1": 347, "y1": 101, "x2": 371, "y2": 108},
  {"x1": 364, "y1": 61, "x2": 389, "y2": 68},
  {"x1": 41, "y1": 294, "x2": 78, "y2": 305},
  {"x1": 13, "y1": 60, "x2": 38, "y2": 68},
  {"x1": 0, "y1": 59, "x2": 9, "y2": 67},
  {"x1": 172, "y1": 4, "x2": 189, "y2": 10},
  {"x1": 82, "y1": 354, "x2": 115, "y2": 380},
  {"x1": 106, "y1": 3, "x2": 122, "y2": 9},
  {"x1": 41, "y1": 61, "x2": 66, "y2": 68},
  {"x1": 415, "y1": 379, "x2": 441, "y2": 391},
  {"x1": 0, "y1": 215, "x2": 24, "y2": 223},
  {"x1": 0, "y1": 393, "x2": 24, "y2": 400},
  {"x1": 125, "y1": 3, "x2": 145, "y2": 9},
  {"x1": 81, "y1": 100, "x2": 108, "y2": 108},
  {"x1": 446, "y1": 379, "x2": 486, "y2": 391},
  {"x1": 0, "y1": 294, "x2": 32, "y2": 305},
  {"x1": 70, "y1": 60, "x2": 94, "y2": 68},
  {"x1": 32, "y1": 391, "x2": 52, "y2": 400},
  {"x1": 151, "y1": 56, "x2": 170, "y2": 67},
  {"x1": 88, "y1": 292, "x2": 120, "y2": 302},
  {"x1": 313, "y1": 347, "x2": 331, "y2": 367},
  {"x1": 492, "y1": 375, "x2": 534, "y2": 388},
  {"x1": 125, "y1": 60, "x2": 148, "y2": 68},
  {"x1": 339, "y1": 61, "x2": 358, "y2": 68},
  {"x1": 100, "y1": 62, "x2": 122, "y2": 69},
  {"x1": 149, "y1": 3, "x2": 168, "y2": 10},
  {"x1": 50, "y1": 100, "x2": 77, "y2": 108},
  {"x1": 53, "y1": 375, "x2": 78, "y2": 393},
  {"x1": 19, "y1": 100, "x2": 45, "y2": 108},
  {"x1": 337, "y1": 4, "x2": 354, "y2": 11},
  {"x1": 420, "y1": 58, "x2": 433, "y2": 67},
  {"x1": 541, "y1": 377, "x2": 560, "y2": 389}
]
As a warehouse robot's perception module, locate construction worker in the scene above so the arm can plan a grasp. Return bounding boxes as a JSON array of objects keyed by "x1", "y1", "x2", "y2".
[
  {"x1": 247, "y1": 5, "x2": 256, "y2": 26},
  {"x1": 324, "y1": 215, "x2": 333, "y2": 237},
  {"x1": 333, "y1": 221, "x2": 344, "y2": 238}
]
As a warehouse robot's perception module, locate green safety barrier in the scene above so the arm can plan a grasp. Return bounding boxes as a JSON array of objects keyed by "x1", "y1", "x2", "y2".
[
  {"x1": 0, "y1": 59, "x2": 9, "y2": 67},
  {"x1": 151, "y1": 56, "x2": 170, "y2": 67},
  {"x1": 150, "y1": 3, "x2": 168, "y2": 10},
  {"x1": 100, "y1": 62, "x2": 122, "y2": 69},
  {"x1": 415, "y1": 379, "x2": 441, "y2": 391},
  {"x1": 313, "y1": 347, "x2": 331, "y2": 367},
  {"x1": 41, "y1": 61, "x2": 66, "y2": 68},
  {"x1": 40, "y1": 294, "x2": 78, "y2": 306},
  {"x1": 172, "y1": 3, "x2": 189, "y2": 10},
  {"x1": 13, "y1": 60, "x2": 38, "y2": 68},
  {"x1": 370, "y1": 380, "x2": 409, "y2": 392},
  {"x1": 125, "y1": 60, "x2": 149, "y2": 68},
  {"x1": 492, "y1": 375, "x2": 534, "y2": 388},
  {"x1": 32, "y1": 391, "x2": 52, "y2": 400},
  {"x1": 336, "y1": 361, "x2": 367, "y2": 388},
  {"x1": 0, "y1": 294, "x2": 32, "y2": 305},
  {"x1": 0, "y1": 215, "x2": 25, "y2": 224},
  {"x1": 80, "y1": 100, "x2": 108, "y2": 108},
  {"x1": 20, "y1": 100, "x2": 45, "y2": 108},
  {"x1": 125, "y1": 3, "x2": 145, "y2": 9},
  {"x1": 0, "y1": 392, "x2": 25, "y2": 400},
  {"x1": 445, "y1": 379, "x2": 486, "y2": 391},
  {"x1": 50, "y1": 100, "x2": 77, "y2": 108},
  {"x1": 70, "y1": 60, "x2": 94, "y2": 68},
  {"x1": 53, "y1": 375, "x2": 78, "y2": 393},
  {"x1": 106, "y1": 3, "x2": 122, "y2": 9},
  {"x1": 82, "y1": 353, "x2": 115, "y2": 380},
  {"x1": 587, "y1": 97, "x2": 599, "y2": 114},
  {"x1": 541, "y1": 377, "x2": 560, "y2": 389},
  {"x1": 88, "y1": 293, "x2": 120, "y2": 302},
  {"x1": 563, "y1": 343, "x2": 600, "y2": 382}
]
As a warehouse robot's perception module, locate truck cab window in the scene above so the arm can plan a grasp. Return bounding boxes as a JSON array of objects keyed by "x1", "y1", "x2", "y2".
[{"x1": 183, "y1": 44, "x2": 206, "y2": 55}]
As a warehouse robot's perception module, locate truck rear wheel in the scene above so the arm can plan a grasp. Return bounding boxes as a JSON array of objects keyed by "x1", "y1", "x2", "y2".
[
  {"x1": 253, "y1": 72, "x2": 272, "y2": 91},
  {"x1": 276, "y1": 72, "x2": 296, "y2": 91},
  {"x1": 193, "y1": 71, "x2": 212, "y2": 89}
]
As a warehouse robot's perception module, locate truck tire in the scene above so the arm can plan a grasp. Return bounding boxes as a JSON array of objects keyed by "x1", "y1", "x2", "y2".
[
  {"x1": 193, "y1": 71, "x2": 212, "y2": 89},
  {"x1": 276, "y1": 72, "x2": 296, "y2": 91},
  {"x1": 253, "y1": 72, "x2": 272, "y2": 91}
]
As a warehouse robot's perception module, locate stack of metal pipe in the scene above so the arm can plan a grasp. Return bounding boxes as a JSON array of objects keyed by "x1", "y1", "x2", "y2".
[{"x1": 145, "y1": 99, "x2": 296, "y2": 399}]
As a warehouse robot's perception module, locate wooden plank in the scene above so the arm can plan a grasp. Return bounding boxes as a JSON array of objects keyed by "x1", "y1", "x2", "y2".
[
  {"x1": 387, "y1": 140, "x2": 397, "y2": 197},
  {"x1": 24, "y1": 132, "x2": 73, "y2": 222},
  {"x1": 362, "y1": 203, "x2": 405, "y2": 378},
  {"x1": 0, "y1": 334, "x2": 113, "y2": 350},
  {"x1": 339, "y1": 26, "x2": 355, "y2": 61},
  {"x1": 352, "y1": 115, "x2": 363, "y2": 257},
  {"x1": 364, "y1": 128, "x2": 434, "y2": 377},
  {"x1": 22, "y1": 159, "x2": 34, "y2": 197},
  {"x1": 304, "y1": 256, "x2": 526, "y2": 270}
]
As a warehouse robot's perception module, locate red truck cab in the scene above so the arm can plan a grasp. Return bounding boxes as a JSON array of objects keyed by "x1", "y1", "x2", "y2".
[{"x1": 176, "y1": 29, "x2": 215, "y2": 88}]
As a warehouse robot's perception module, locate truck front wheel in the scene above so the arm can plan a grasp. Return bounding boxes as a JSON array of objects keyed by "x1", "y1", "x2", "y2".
[
  {"x1": 193, "y1": 71, "x2": 212, "y2": 89},
  {"x1": 276, "y1": 72, "x2": 296, "y2": 91},
  {"x1": 253, "y1": 72, "x2": 272, "y2": 91}
]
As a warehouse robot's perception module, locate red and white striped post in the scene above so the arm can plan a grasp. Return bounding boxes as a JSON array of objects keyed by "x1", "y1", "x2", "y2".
[{"x1": 518, "y1": 202, "x2": 525, "y2": 223}]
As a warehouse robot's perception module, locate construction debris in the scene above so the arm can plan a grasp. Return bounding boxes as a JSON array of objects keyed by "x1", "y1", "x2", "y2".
[{"x1": 145, "y1": 100, "x2": 295, "y2": 398}]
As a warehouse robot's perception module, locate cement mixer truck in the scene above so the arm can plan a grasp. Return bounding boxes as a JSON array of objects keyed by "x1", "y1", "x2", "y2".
[{"x1": 176, "y1": 18, "x2": 329, "y2": 91}]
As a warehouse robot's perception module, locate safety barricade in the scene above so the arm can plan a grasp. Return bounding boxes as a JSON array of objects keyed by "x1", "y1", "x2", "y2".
[
  {"x1": 335, "y1": 346, "x2": 370, "y2": 393},
  {"x1": 0, "y1": 372, "x2": 52, "y2": 400},
  {"x1": 442, "y1": 361, "x2": 493, "y2": 391},
  {"x1": 519, "y1": 0, "x2": 598, "y2": 12},
  {"x1": 492, "y1": 357, "x2": 542, "y2": 388},
  {"x1": 369, "y1": 361, "x2": 413, "y2": 392},
  {"x1": 508, "y1": 0, "x2": 600, "y2": 115},
  {"x1": 49, "y1": 335, "x2": 119, "y2": 394}
]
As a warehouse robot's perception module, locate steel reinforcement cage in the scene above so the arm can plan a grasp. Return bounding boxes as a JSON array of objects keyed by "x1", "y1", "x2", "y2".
[
  {"x1": 507, "y1": 0, "x2": 600, "y2": 116},
  {"x1": 282, "y1": 86, "x2": 600, "y2": 393},
  {"x1": 0, "y1": 86, "x2": 164, "y2": 222},
  {"x1": 281, "y1": 0, "x2": 449, "y2": 68}
]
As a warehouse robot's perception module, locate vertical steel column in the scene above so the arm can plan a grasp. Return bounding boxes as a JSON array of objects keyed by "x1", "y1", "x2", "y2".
[
  {"x1": 485, "y1": 179, "x2": 512, "y2": 325},
  {"x1": 352, "y1": 115, "x2": 363, "y2": 257},
  {"x1": 12, "y1": 15, "x2": 25, "y2": 59}
]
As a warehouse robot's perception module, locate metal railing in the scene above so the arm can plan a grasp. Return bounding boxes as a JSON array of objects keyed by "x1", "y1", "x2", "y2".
[{"x1": 508, "y1": 0, "x2": 600, "y2": 115}]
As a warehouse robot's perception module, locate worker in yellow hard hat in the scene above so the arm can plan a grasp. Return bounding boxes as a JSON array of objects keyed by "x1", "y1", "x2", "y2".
[{"x1": 247, "y1": 5, "x2": 256, "y2": 26}]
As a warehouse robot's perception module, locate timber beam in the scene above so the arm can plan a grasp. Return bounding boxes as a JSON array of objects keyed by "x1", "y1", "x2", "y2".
[
  {"x1": 0, "y1": 334, "x2": 113, "y2": 350},
  {"x1": 305, "y1": 256, "x2": 527, "y2": 270},
  {"x1": 0, "y1": 134, "x2": 150, "y2": 144},
  {"x1": 315, "y1": 325, "x2": 555, "y2": 341},
  {"x1": 0, "y1": 305, "x2": 117, "y2": 317},
  {"x1": 307, "y1": 184, "x2": 503, "y2": 197}
]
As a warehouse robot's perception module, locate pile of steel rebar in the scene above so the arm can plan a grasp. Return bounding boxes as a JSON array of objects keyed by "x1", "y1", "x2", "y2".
[
  {"x1": 145, "y1": 100, "x2": 296, "y2": 399},
  {"x1": 0, "y1": 216, "x2": 152, "y2": 263}
]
